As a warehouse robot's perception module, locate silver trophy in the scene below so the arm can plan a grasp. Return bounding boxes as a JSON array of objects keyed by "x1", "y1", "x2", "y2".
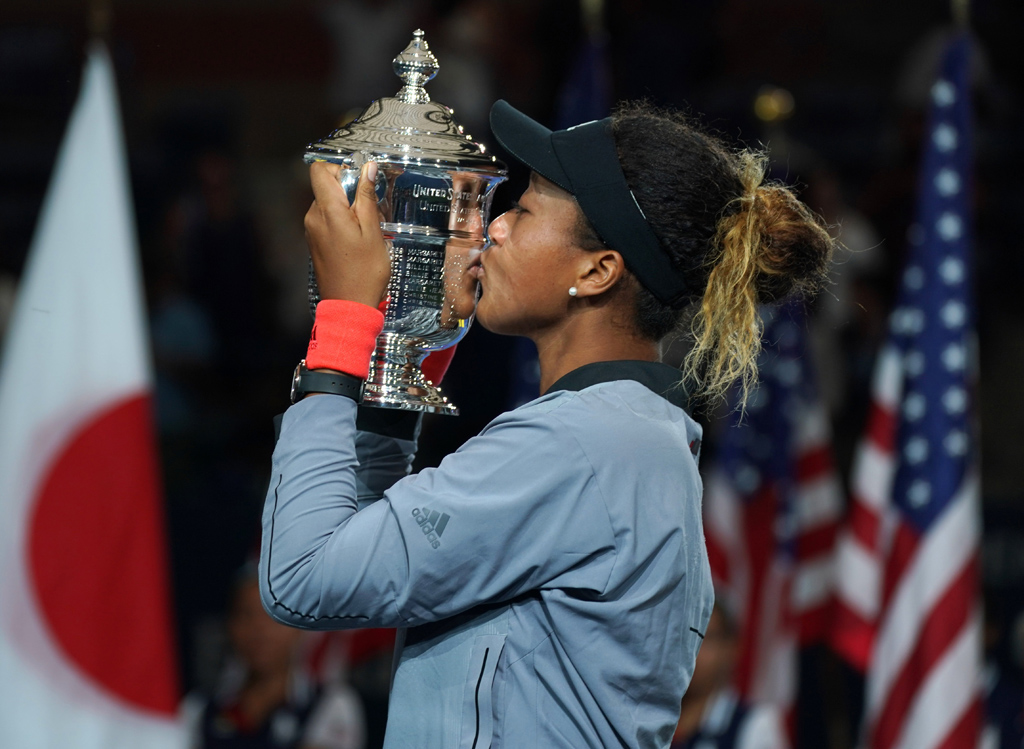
[{"x1": 304, "y1": 29, "x2": 507, "y2": 415}]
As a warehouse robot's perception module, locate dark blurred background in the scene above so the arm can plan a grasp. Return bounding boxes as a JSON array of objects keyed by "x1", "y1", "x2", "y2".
[{"x1": 1, "y1": 0, "x2": 1022, "y2": 745}]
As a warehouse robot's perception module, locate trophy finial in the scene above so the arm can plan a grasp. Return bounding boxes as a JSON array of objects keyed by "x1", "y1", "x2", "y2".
[{"x1": 393, "y1": 29, "x2": 439, "y2": 104}]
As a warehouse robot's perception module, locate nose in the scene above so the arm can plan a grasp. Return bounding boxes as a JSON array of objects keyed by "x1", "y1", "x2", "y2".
[{"x1": 486, "y1": 211, "x2": 510, "y2": 247}]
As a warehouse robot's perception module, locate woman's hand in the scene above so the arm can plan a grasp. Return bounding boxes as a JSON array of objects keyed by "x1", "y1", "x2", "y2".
[{"x1": 304, "y1": 161, "x2": 391, "y2": 308}]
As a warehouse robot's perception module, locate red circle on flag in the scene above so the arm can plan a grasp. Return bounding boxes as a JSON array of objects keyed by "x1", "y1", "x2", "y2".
[{"x1": 27, "y1": 394, "x2": 179, "y2": 715}]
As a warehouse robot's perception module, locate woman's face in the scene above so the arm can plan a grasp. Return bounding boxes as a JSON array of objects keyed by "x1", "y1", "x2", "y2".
[{"x1": 471, "y1": 173, "x2": 585, "y2": 336}]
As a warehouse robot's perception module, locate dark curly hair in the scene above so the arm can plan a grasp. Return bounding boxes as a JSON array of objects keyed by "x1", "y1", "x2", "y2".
[{"x1": 574, "y1": 101, "x2": 833, "y2": 405}]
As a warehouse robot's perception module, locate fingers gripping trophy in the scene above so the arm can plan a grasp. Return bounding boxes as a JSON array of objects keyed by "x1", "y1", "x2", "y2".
[{"x1": 305, "y1": 30, "x2": 508, "y2": 414}]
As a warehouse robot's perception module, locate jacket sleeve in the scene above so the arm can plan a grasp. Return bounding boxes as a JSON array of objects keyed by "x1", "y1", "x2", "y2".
[
  {"x1": 351, "y1": 410, "x2": 419, "y2": 509},
  {"x1": 258, "y1": 393, "x2": 617, "y2": 630}
]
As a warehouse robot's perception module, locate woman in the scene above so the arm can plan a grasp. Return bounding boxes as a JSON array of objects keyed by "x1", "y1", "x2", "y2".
[
  {"x1": 184, "y1": 566, "x2": 365, "y2": 749},
  {"x1": 259, "y1": 100, "x2": 832, "y2": 748}
]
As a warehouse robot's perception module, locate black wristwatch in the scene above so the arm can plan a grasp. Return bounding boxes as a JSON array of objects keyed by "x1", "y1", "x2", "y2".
[{"x1": 290, "y1": 360, "x2": 365, "y2": 404}]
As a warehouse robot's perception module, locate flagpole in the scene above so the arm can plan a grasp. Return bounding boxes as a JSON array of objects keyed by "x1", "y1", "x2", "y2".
[
  {"x1": 952, "y1": 0, "x2": 969, "y2": 27},
  {"x1": 582, "y1": 0, "x2": 605, "y2": 38},
  {"x1": 88, "y1": 0, "x2": 113, "y2": 43}
]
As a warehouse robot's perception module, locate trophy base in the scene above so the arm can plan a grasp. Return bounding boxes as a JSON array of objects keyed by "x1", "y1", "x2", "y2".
[{"x1": 361, "y1": 335, "x2": 459, "y2": 416}]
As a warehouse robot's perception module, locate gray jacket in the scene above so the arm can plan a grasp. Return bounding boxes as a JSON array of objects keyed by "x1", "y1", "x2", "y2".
[{"x1": 259, "y1": 361, "x2": 714, "y2": 748}]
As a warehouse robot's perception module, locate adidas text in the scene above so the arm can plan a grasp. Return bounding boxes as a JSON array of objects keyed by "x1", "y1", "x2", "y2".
[{"x1": 411, "y1": 507, "x2": 450, "y2": 550}]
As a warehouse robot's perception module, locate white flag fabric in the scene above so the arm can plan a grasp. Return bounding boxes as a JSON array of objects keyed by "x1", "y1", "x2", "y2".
[{"x1": 0, "y1": 44, "x2": 184, "y2": 748}]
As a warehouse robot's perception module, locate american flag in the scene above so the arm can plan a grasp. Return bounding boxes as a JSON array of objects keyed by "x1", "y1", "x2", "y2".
[
  {"x1": 703, "y1": 301, "x2": 844, "y2": 714},
  {"x1": 831, "y1": 32, "x2": 982, "y2": 749}
]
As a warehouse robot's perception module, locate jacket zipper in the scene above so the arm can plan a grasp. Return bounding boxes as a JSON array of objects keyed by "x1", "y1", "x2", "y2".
[{"x1": 471, "y1": 647, "x2": 491, "y2": 749}]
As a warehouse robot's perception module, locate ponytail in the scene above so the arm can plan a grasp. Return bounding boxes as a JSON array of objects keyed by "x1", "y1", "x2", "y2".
[
  {"x1": 610, "y1": 103, "x2": 834, "y2": 409},
  {"x1": 683, "y1": 151, "x2": 833, "y2": 409}
]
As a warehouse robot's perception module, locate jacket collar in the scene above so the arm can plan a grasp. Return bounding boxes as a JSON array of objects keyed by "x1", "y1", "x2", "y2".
[{"x1": 544, "y1": 360, "x2": 690, "y2": 411}]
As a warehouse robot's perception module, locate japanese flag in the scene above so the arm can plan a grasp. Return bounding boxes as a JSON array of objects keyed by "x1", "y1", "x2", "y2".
[{"x1": 0, "y1": 44, "x2": 184, "y2": 748}]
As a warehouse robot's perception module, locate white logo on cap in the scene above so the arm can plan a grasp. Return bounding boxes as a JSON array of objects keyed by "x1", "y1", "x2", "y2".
[{"x1": 630, "y1": 190, "x2": 648, "y2": 219}]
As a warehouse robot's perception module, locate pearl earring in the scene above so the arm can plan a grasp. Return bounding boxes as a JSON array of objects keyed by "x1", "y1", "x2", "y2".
[{"x1": 568, "y1": 287, "x2": 578, "y2": 297}]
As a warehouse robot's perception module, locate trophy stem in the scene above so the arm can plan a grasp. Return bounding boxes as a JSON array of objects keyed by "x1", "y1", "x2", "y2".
[{"x1": 362, "y1": 333, "x2": 458, "y2": 415}]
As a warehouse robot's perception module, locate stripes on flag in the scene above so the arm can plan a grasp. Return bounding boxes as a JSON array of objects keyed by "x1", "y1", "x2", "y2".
[
  {"x1": 703, "y1": 301, "x2": 844, "y2": 712},
  {"x1": 831, "y1": 31, "x2": 981, "y2": 749}
]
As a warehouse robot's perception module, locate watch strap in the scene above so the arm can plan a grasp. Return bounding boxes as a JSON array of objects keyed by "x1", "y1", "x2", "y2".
[{"x1": 292, "y1": 360, "x2": 364, "y2": 403}]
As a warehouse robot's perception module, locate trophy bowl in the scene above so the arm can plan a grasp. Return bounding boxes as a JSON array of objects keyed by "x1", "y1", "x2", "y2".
[{"x1": 304, "y1": 29, "x2": 507, "y2": 415}]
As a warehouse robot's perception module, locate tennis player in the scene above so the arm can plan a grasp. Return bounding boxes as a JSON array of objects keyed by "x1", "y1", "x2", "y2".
[{"x1": 259, "y1": 100, "x2": 832, "y2": 748}]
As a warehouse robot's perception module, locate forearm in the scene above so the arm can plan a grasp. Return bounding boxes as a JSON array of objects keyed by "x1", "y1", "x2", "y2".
[
  {"x1": 353, "y1": 406, "x2": 420, "y2": 508},
  {"x1": 259, "y1": 386, "x2": 613, "y2": 630},
  {"x1": 259, "y1": 393, "x2": 429, "y2": 629},
  {"x1": 259, "y1": 395, "x2": 370, "y2": 628}
]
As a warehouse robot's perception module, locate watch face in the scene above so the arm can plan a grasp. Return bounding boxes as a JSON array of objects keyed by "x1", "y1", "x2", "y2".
[{"x1": 289, "y1": 359, "x2": 363, "y2": 403}]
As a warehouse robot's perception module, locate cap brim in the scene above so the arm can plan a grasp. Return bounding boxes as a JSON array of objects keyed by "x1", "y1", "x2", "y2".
[{"x1": 489, "y1": 100, "x2": 572, "y2": 193}]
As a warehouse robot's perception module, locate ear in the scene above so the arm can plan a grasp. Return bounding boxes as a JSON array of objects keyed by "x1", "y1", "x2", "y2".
[{"x1": 574, "y1": 249, "x2": 626, "y2": 299}]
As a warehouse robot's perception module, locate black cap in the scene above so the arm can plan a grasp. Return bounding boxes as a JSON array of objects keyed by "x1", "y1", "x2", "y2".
[{"x1": 489, "y1": 100, "x2": 692, "y2": 308}]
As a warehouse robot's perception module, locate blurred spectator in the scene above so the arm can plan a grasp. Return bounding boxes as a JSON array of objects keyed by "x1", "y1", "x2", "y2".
[
  {"x1": 981, "y1": 595, "x2": 1024, "y2": 749},
  {"x1": 297, "y1": 627, "x2": 397, "y2": 749},
  {"x1": 179, "y1": 150, "x2": 274, "y2": 368},
  {"x1": 151, "y1": 148, "x2": 285, "y2": 697},
  {"x1": 148, "y1": 196, "x2": 217, "y2": 437},
  {"x1": 319, "y1": 0, "x2": 418, "y2": 115},
  {"x1": 428, "y1": 0, "x2": 498, "y2": 137},
  {"x1": 804, "y1": 166, "x2": 884, "y2": 415},
  {"x1": 802, "y1": 165, "x2": 887, "y2": 477},
  {"x1": 672, "y1": 603, "x2": 789, "y2": 749},
  {"x1": 182, "y1": 565, "x2": 366, "y2": 749}
]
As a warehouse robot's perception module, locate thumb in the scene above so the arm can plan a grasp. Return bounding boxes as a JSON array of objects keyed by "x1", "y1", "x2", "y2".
[{"x1": 353, "y1": 160, "x2": 380, "y2": 227}]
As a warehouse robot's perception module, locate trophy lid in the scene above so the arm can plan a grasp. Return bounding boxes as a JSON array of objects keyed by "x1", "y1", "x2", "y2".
[{"x1": 305, "y1": 30, "x2": 507, "y2": 176}]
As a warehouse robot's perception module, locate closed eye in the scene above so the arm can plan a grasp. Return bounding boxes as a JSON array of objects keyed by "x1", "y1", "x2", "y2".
[{"x1": 511, "y1": 200, "x2": 526, "y2": 214}]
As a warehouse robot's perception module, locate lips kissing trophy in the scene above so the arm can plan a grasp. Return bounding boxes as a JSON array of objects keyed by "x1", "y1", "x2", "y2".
[{"x1": 304, "y1": 30, "x2": 507, "y2": 414}]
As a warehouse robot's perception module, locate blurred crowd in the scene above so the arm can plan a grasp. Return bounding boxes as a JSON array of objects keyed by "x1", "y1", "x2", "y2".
[{"x1": 1, "y1": 1, "x2": 1023, "y2": 747}]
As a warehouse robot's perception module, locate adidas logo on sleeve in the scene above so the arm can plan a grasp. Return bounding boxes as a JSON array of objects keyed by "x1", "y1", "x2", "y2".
[{"x1": 411, "y1": 507, "x2": 450, "y2": 550}]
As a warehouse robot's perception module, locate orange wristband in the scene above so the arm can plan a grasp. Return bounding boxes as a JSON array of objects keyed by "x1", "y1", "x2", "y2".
[{"x1": 305, "y1": 300, "x2": 385, "y2": 379}]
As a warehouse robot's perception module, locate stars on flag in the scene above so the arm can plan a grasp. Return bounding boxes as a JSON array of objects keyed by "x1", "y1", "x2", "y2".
[
  {"x1": 941, "y1": 299, "x2": 967, "y2": 328},
  {"x1": 935, "y1": 168, "x2": 961, "y2": 196},
  {"x1": 943, "y1": 386, "x2": 967, "y2": 414},
  {"x1": 932, "y1": 79, "x2": 957, "y2": 107},
  {"x1": 943, "y1": 342, "x2": 966, "y2": 371},
  {"x1": 944, "y1": 429, "x2": 969, "y2": 457},
  {"x1": 904, "y1": 265, "x2": 925, "y2": 290},
  {"x1": 904, "y1": 392, "x2": 926, "y2": 421},
  {"x1": 933, "y1": 123, "x2": 958, "y2": 152},
  {"x1": 888, "y1": 60, "x2": 971, "y2": 521},
  {"x1": 904, "y1": 436, "x2": 929, "y2": 465},
  {"x1": 908, "y1": 479, "x2": 932, "y2": 507},
  {"x1": 937, "y1": 212, "x2": 963, "y2": 241},
  {"x1": 904, "y1": 349, "x2": 926, "y2": 376},
  {"x1": 891, "y1": 307, "x2": 925, "y2": 335},
  {"x1": 939, "y1": 256, "x2": 964, "y2": 284}
]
